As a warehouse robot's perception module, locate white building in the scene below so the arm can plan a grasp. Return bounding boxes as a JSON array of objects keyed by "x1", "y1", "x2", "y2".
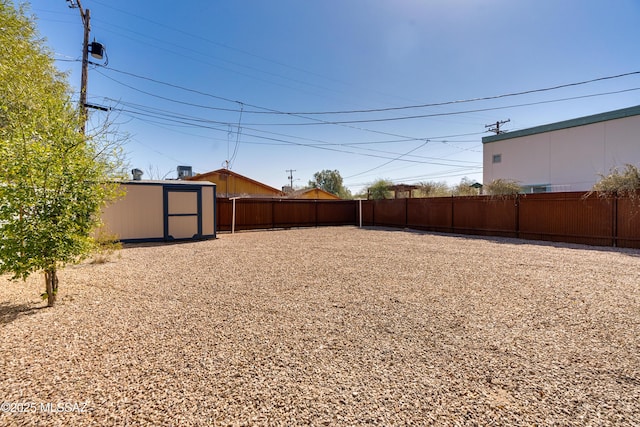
[{"x1": 482, "y1": 105, "x2": 640, "y2": 193}]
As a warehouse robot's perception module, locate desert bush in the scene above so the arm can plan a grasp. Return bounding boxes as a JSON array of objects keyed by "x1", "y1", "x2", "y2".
[
  {"x1": 592, "y1": 164, "x2": 640, "y2": 199},
  {"x1": 484, "y1": 178, "x2": 521, "y2": 197},
  {"x1": 91, "y1": 231, "x2": 122, "y2": 264},
  {"x1": 417, "y1": 181, "x2": 450, "y2": 197}
]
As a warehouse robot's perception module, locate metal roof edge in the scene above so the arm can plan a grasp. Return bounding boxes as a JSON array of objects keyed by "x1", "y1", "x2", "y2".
[
  {"x1": 482, "y1": 104, "x2": 640, "y2": 144},
  {"x1": 119, "y1": 180, "x2": 216, "y2": 186}
]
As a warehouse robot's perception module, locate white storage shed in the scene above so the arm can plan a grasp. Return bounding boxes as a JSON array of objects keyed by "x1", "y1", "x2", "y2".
[{"x1": 100, "y1": 180, "x2": 216, "y2": 243}]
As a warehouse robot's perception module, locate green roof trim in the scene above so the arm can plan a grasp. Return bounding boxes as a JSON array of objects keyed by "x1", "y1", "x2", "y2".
[{"x1": 482, "y1": 105, "x2": 640, "y2": 144}]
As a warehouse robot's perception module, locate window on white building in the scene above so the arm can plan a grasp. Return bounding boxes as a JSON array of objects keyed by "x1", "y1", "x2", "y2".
[{"x1": 492, "y1": 154, "x2": 502, "y2": 163}]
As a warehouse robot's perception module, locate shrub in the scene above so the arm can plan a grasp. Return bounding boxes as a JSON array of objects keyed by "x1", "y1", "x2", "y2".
[
  {"x1": 592, "y1": 164, "x2": 640, "y2": 199},
  {"x1": 484, "y1": 179, "x2": 521, "y2": 197}
]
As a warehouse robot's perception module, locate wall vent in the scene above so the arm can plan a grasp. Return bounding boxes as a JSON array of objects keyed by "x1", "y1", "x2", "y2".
[{"x1": 131, "y1": 168, "x2": 143, "y2": 180}]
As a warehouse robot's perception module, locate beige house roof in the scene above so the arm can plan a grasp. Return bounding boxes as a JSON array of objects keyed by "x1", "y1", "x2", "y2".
[
  {"x1": 188, "y1": 169, "x2": 284, "y2": 197},
  {"x1": 286, "y1": 187, "x2": 341, "y2": 200}
]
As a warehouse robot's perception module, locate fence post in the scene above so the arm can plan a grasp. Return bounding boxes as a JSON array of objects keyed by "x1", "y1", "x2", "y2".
[
  {"x1": 372, "y1": 200, "x2": 376, "y2": 227},
  {"x1": 405, "y1": 197, "x2": 409, "y2": 228},
  {"x1": 230, "y1": 197, "x2": 239, "y2": 234},
  {"x1": 613, "y1": 194, "x2": 618, "y2": 247},
  {"x1": 272, "y1": 199, "x2": 276, "y2": 229},
  {"x1": 451, "y1": 195, "x2": 455, "y2": 233},
  {"x1": 515, "y1": 194, "x2": 520, "y2": 239}
]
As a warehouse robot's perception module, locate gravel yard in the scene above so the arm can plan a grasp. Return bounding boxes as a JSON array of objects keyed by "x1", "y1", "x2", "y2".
[{"x1": 1, "y1": 226, "x2": 639, "y2": 426}]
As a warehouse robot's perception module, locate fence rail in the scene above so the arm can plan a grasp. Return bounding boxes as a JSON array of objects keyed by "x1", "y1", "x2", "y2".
[{"x1": 217, "y1": 193, "x2": 640, "y2": 248}]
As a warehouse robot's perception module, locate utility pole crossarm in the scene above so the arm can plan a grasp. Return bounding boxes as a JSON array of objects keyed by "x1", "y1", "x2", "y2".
[
  {"x1": 286, "y1": 169, "x2": 296, "y2": 188},
  {"x1": 485, "y1": 119, "x2": 510, "y2": 135}
]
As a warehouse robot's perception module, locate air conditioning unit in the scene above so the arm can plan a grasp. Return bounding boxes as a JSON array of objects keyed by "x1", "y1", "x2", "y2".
[{"x1": 177, "y1": 165, "x2": 193, "y2": 180}]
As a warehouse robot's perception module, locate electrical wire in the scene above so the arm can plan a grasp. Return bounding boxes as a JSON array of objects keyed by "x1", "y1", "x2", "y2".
[
  {"x1": 119, "y1": 108, "x2": 479, "y2": 167},
  {"x1": 96, "y1": 66, "x2": 640, "y2": 132},
  {"x1": 275, "y1": 71, "x2": 640, "y2": 115},
  {"x1": 344, "y1": 141, "x2": 431, "y2": 179},
  {"x1": 89, "y1": 0, "x2": 393, "y2": 104},
  {"x1": 229, "y1": 103, "x2": 244, "y2": 169},
  {"x1": 99, "y1": 66, "x2": 640, "y2": 118},
  {"x1": 111, "y1": 99, "x2": 483, "y2": 167},
  {"x1": 230, "y1": 88, "x2": 640, "y2": 126},
  {"x1": 88, "y1": 60, "x2": 640, "y2": 177}
]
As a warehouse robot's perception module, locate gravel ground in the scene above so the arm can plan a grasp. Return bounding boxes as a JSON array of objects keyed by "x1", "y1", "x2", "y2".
[{"x1": 1, "y1": 226, "x2": 639, "y2": 426}]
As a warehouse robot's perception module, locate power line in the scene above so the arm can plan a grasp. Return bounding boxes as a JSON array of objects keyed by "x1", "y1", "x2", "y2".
[
  {"x1": 100, "y1": 67, "x2": 417, "y2": 140},
  {"x1": 113, "y1": 101, "x2": 483, "y2": 164},
  {"x1": 344, "y1": 141, "x2": 430, "y2": 179},
  {"x1": 119, "y1": 108, "x2": 479, "y2": 168},
  {"x1": 100, "y1": 66, "x2": 640, "y2": 117},
  {"x1": 345, "y1": 168, "x2": 484, "y2": 188},
  {"x1": 96, "y1": 67, "x2": 441, "y2": 144},
  {"x1": 84, "y1": 2, "x2": 640, "y2": 119},
  {"x1": 228, "y1": 103, "x2": 244, "y2": 169},
  {"x1": 274, "y1": 71, "x2": 640, "y2": 115},
  {"x1": 232, "y1": 88, "x2": 640, "y2": 125},
  {"x1": 88, "y1": 0, "x2": 421, "y2": 108},
  {"x1": 94, "y1": 69, "x2": 252, "y2": 113},
  {"x1": 107, "y1": 96, "x2": 483, "y2": 146},
  {"x1": 88, "y1": 64, "x2": 640, "y2": 178},
  {"x1": 97, "y1": 66, "x2": 640, "y2": 129}
]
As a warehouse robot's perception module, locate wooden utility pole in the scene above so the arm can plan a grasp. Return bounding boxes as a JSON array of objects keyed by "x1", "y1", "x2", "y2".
[
  {"x1": 70, "y1": 0, "x2": 91, "y2": 134},
  {"x1": 485, "y1": 119, "x2": 510, "y2": 135},
  {"x1": 286, "y1": 169, "x2": 296, "y2": 188}
]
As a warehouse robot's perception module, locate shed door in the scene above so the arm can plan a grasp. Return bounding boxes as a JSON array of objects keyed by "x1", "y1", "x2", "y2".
[{"x1": 164, "y1": 187, "x2": 202, "y2": 240}]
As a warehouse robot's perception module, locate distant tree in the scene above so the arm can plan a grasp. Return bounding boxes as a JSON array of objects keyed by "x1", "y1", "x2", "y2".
[
  {"x1": 591, "y1": 164, "x2": 640, "y2": 201},
  {"x1": 352, "y1": 189, "x2": 368, "y2": 199},
  {"x1": 484, "y1": 178, "x2": 521, "y2": 197},
  {"x1": 144, "y1": 164, "x2": 173, "y2": 180},
  {"x1": 367, "y1": 179, "x2": 393, "y2": 200},
  {"x1": 451, "y1": 177, "x2": 479, "y2": 196},
  {"x1": 417, "y1": 181, "x2": 450, "y2": 198},
  {"x1": 0, "y1": 2, "x2": 124, "y2": 306},
  {"x1": 308, "y1": 169, "x2": 351, "y2": 198}
]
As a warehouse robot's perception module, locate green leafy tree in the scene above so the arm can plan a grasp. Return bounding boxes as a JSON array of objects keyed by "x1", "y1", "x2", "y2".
[
  {"x1": 367, "y1": 179, "x2": 393, "y2": 200},
  {"x1": 308, "y1": 169, "x2": 351, "y2": 198},
  {"x1": 0, "y1": 2, "x2": 123, "y2": 306}
]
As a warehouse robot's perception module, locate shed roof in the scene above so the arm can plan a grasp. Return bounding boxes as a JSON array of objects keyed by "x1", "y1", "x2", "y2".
[
  {"x1": 119, "y1": 180, "x2": 215, "y2": 187},
  {"x1": 482, "y1": 104, "x2": 640, "y2": 144}
]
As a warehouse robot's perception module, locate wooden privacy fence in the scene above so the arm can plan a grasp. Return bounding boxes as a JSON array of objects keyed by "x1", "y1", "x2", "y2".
[
  {"x1": 217, "y1": 199, "x2": 357, "y2": 231},
  {"x1": 217, "y1": 193, "x2": 640, "y2": 248}
]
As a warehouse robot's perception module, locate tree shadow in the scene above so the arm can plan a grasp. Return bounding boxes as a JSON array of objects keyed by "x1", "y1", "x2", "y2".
[{"x1": 0, "y1": 302, "x2": 47, "y2": 326}]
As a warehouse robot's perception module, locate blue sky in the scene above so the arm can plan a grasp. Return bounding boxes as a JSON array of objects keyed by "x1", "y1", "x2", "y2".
[{"x1": 18, "y1": 0, "x2": 640, "y2": 193}]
